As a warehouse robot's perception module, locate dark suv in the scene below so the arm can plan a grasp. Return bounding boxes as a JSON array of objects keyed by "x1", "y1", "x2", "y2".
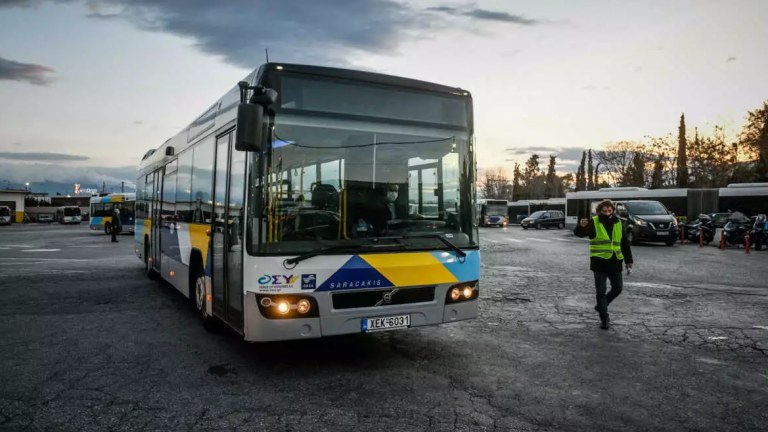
[
  {"x1": 521, "y1": 210, "x2": 566, "y2": 230},
  {"x1": 615, "y1": 200, "x2": 679, "y2": 245}
]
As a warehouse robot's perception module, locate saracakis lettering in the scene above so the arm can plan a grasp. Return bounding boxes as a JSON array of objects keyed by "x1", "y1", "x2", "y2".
[{"x1": 329, "y1": 279, "x2": 383, "y2": 290}]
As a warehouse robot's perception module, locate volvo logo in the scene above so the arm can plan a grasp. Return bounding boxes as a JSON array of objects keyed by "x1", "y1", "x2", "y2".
[{"x1": 376, "y1": 288, "x2": 399, "y2": 306}]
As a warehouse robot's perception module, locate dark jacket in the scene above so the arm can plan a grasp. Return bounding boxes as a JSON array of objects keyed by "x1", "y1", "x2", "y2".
[{"x1": 573, "y1": 214, "x2": 633, "y2": 273}]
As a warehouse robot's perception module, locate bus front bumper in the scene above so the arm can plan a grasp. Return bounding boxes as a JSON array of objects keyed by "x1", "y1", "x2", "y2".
[{"x1": 242, "y1": 293, "x2": 478, "y2": 343}]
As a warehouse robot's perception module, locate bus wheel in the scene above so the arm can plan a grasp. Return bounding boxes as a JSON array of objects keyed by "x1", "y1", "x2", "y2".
[
  {"x1": 536, "y1": 223, "x2": 541, "y2": 230},
  {"x1": 193, "y1": 265, "x2": 216, "y2": 332},
  {"x1": 104, "y1": 222, "x2": 111, "y2": 235}
]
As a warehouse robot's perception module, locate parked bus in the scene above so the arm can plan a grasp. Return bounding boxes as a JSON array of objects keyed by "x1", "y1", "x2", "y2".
[
  {"x1": 0, "y1": 206, "x2": 11, "y2": 225},
  {"x1": 566, "y1": 184, "x2": 768, "y2": 226},
  {"x1": 478, "y1": 199, "x2": 508, "y2": 227},
  {"x1": 55, "y1": 206, "x2": 82, "y2": 224},
  {"x1": 135, "y1": 63, "x2": 480, "y2": 342},
  {"x1": 89, "y1": 193, "x2": 136, "y2": 234}
]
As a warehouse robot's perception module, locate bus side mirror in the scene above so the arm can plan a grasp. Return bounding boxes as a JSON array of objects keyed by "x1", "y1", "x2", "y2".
[{"x1": 235, "y1": 103, "x2": 264, "y2": 152}]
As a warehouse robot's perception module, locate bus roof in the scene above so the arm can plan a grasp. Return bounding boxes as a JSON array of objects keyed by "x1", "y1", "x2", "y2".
[
  {"x1": 137, "y1": 63, "x2": 473, "y2": 177},
  {"x1": 90, "y1": 193, "x2": 136, "y2": 203}
]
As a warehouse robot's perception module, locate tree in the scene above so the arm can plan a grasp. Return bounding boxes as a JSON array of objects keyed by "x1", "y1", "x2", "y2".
[
  {"x1": 512, "y1": 162, "x2": 522, "y2": 202},
  {"x1": 587, "y1": 150, "x2": 594, "y2": 190},
  {"x1": 677, "y1": 113, "x2": 689, "y2": 187},
  {"x1": 594, "y1": 141, "x2": 640, "y2": 187},
  {"x1": 521, "y1": 154, "x2": 544, "y2": 199},
  {"x1": 479, "y1": 168, "x2": 511, "y2": 200},
  {"x1": 650, "y1": 153, "x2": 665, "y2": 189},
  {"x1": 545, "y1": 156, "x2": 557, "y2": 198},
  {"x1": 741, "y1": 100, "x2": 768, "y2": 180},
  {"x1": 575, "y1": 151, "x2": 587, "y2": 191},
  {"x1": 593, "y1": 162, "x2": 601, "y2": 190},
  {"x1": 621, "y1": 151, "x2": 646, "y2": 187}
]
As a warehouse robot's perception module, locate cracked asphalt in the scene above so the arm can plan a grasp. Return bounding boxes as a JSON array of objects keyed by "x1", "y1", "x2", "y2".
[{"x1": 1, "y1": 223, "x2": 767, "y2": 431}]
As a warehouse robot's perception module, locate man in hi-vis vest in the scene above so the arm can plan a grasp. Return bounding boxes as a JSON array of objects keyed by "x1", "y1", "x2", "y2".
[{"x1": 574, "y1": 199, "x2": 633, "y2": 330}]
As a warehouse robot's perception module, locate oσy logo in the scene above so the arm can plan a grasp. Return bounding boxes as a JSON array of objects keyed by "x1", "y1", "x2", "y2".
[{"x1": 301, "y1": 274, "x2": 317, "y2": 290}]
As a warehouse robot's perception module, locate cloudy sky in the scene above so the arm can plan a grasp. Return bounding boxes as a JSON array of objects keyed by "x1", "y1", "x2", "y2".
[{"x1": 1, "y1": 0, "x2": 767, "y2": 186}]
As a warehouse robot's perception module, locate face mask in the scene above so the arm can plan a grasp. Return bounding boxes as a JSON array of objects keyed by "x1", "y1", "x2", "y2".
[{"x1": 387, "y1": 192, "x2": 397, "y2": 202}]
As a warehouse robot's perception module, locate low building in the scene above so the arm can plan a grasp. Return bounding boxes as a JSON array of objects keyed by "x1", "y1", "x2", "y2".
[{"x1": 0, "y1": 189, "x2": 27, "y2": 223}]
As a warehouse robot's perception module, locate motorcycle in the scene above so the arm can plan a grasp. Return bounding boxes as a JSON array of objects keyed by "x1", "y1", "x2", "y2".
[
  {"x1": 749, "y1": 214, "x2": 768, "y2": 251},
  {"x1": 684, "y1": 213, "x2": 716, "y2": 245},
  {"x1": 723, "y1": 212, "x2": 752, "y2": 247}
]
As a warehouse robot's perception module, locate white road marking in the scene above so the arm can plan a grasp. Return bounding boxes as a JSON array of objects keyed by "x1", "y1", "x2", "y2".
[
  {"x1": 707, "y1": 336, "x2": 728, "y2": 341},
  {"x1": 481, "y1": 238, "x2": 500, "y2": 244},
  {"x1": 753, "y1": 325, "x2": 768, "y2": 331},
  {"x1": 0, "y1": 270, "x2": 87, "y2": 277},
  {"x1": 525, "y1": 238, "x2": 550, "y2": 243},
  {"x1": 505, "y1": 238, "x2": 523, "y2": 243},
  {"x1": 554, "y1": 238, "x2": 573, "y2": 242},
  {"x1": 22, "y1": 249, "x2": 61, "y2": 252},
  {"x1": 70, "y1": 245, "x2": 103, "y2": 248}
]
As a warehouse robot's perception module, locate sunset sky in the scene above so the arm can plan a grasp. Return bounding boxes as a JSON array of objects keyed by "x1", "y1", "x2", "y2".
[{"x1": 1, "y1": 0, "x2": 767, "y2": 187}]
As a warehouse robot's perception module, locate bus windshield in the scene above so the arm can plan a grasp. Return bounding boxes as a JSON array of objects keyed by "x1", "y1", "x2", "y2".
[
  {"x1": 248, "y1": 82, "x2": 474, "y2": 255},
  {"x1": 63, "y1": 207, "x2": 81, "y2": 216}
]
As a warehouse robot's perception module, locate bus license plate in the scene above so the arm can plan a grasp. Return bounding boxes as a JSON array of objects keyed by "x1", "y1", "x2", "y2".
[
  {"x1": 657, "y1": 231, "x2": 669, "y2": 236},
  {"x1": 362, "y1": 315, "x2": 410, "y2": 333}
]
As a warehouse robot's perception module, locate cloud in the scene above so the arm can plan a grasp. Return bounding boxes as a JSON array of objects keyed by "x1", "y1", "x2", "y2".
[
  {"x1": 0, "y1": 151, "x2": 89, "y2": 161},
  {"x1": 3, "y1": 1, "x2": 545, "y2": 67},
  {"x1": 0, "y1": 162, "x2": 135, "y2": 184},
  {"x1": 428, "y1": 5, "x2": 540, "y2": 25},
  {"x1": 725, "y1": 56, "x2": 736, "y2": 63},
  {"x1": 90, "y1": 0, "x2": 422, "y2": 67},
  {"x1": 0, "y1": 56, "x2": 56, "y2": 85},
  {"x1": 632, "y1": 66, "x2": 643, "y2": 72},
  {"x1": 133, "y1": 120, "x2": 143, "y2": 125},
  {"x1": 582, "y1": 85, "x2": 597, "y2": 90}
]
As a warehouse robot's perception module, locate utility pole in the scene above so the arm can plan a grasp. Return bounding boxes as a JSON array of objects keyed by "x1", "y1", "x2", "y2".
[
  {"x1": 121, "y1": 182, "x2": 124, "y2": 193},
  {"x1": 102, "y1": 181, "x2": 106, "y2": 193}
]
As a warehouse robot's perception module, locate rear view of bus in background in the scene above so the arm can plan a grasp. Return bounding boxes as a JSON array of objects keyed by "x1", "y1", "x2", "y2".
[
  {"x1": 0, "y1": 206, "x2": 11, "y2": 225},
  {"x1": 89, "y1": 193, "x2": 136, "y2": 234},
  {"x1": 55, "y1": 206, "x2": 82, "y2": 224}
]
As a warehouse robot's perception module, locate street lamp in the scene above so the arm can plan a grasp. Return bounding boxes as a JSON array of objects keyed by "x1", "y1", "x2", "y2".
[{"x1": 25, "y1": 182, "x2": 30, "y2": 191}]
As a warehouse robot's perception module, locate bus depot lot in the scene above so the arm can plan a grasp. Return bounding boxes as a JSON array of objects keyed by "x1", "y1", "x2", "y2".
[{"x1": 1, "y1": 225, "x2": 767, "y2": 432}]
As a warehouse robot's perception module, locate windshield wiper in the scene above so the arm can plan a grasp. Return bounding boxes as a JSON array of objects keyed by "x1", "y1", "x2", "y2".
[
  {"x1": 398, "y1": 233, "x2": 467, "y2": 258},
  {"x1": 284, "y1": 243, "x2": 407, "y2": 268}
]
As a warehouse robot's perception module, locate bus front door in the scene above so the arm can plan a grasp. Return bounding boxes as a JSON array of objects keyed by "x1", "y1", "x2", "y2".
[{"x1": 210, "y1": 131, "x2": 245, "y2": 332}]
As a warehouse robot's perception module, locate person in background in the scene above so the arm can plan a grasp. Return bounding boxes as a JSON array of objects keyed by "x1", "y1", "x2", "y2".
[
  {"x1": 110, "y1": 205, "x2": 122, "y2": 243},
  {"x1": 574, "y1": 199, "x2": 633, "y2": 330}
]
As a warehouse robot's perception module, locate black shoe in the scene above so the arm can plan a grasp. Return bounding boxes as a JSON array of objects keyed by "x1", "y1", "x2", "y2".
[
  {"x1": 594, "y1": 305, "x2": 599, "y2": 312},
  {"x1": 600, "y1": 315, "x2": 610, "y2": 330},
  {"x1": 112, "y1": 240, "x2": 119, "y2": 243}
]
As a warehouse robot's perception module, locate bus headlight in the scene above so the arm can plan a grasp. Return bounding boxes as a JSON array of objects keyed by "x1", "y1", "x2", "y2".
[
  {"x1": 297, "y1": 299, "x2": 311, "y2": 314},
  {"x1": 447, "y1": 282, "x2": 479, "y2": 303},
  {"x1": 450, "y1": 288, "x2": 461, "y2": 301},
  {"x1": 276, "y1": 301, "x2": 291, "y2": 314}
]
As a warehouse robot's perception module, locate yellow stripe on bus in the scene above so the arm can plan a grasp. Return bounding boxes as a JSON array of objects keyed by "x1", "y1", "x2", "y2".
[
  {"x1": 188, "y1": 223, "x2": 210, "y2": 268},
  {"x1": 360, "y1": 252, "x2": 458, "y2": 287}
]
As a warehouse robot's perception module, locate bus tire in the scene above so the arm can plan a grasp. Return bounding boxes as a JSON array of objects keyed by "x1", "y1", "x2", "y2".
[
  {"x1": 144, "y1": 241, "x2": 157, "y2": 280},
  {"x1": 104, "y1": 222, "x2": 111, "y2": 235},
  {"x1": 192, "y1": 261, "x2": 216, "y2": 332},
  {"x1": 536, "y1": 223, "x2": 541, "y2": 230}
]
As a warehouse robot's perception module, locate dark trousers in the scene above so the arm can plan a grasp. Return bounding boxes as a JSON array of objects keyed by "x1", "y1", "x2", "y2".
[
  {"x1": 111, "y1": 226, "x2": 118, "y2": 242},
  {"x1": 594, "y1": 271, "x2": 623, "y2": 320}
]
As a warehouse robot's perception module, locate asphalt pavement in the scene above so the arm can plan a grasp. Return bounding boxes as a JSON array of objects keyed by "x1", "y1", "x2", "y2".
[{"x1": 1, "y1": 223, "x2": 767, "y2": 432}]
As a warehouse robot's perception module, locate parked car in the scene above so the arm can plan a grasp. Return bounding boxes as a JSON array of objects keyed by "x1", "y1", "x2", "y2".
[
  {"x1": 521, "y1": 210, "x2": 566, "y2": 230},
  {"x1": 615, "y1": 200, "x2": 679, "y2": 246},
  {"x1": 37, "y1": 215, "x2": 53, "y2": 223}
]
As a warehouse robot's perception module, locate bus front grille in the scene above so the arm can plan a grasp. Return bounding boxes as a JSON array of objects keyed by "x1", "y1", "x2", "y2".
[{"x1": 332, "y1": 286, "x2": 436, "y2": 310}]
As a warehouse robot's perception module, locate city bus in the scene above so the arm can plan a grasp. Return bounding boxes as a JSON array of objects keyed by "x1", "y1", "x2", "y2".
[
  {"x1": 89, "y1": 193, "x2": 136, "y2": 234},
  {"x1": 55, "y1": 206, "x2": 83, "y2": 224},
  {"x1": 135, "y1": 63, "x2": 480, "y2": 342},
  {"x1": 477, "y1": 199, "x2": 508, "y2": 227},
  {"x1": 0, "y1": 206, "x2": 11, "y2": 225}
]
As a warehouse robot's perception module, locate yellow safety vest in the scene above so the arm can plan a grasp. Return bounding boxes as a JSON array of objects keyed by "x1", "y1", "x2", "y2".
[{"x1": 590, "y1": 216, "x2": 624, "y2": 260}]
